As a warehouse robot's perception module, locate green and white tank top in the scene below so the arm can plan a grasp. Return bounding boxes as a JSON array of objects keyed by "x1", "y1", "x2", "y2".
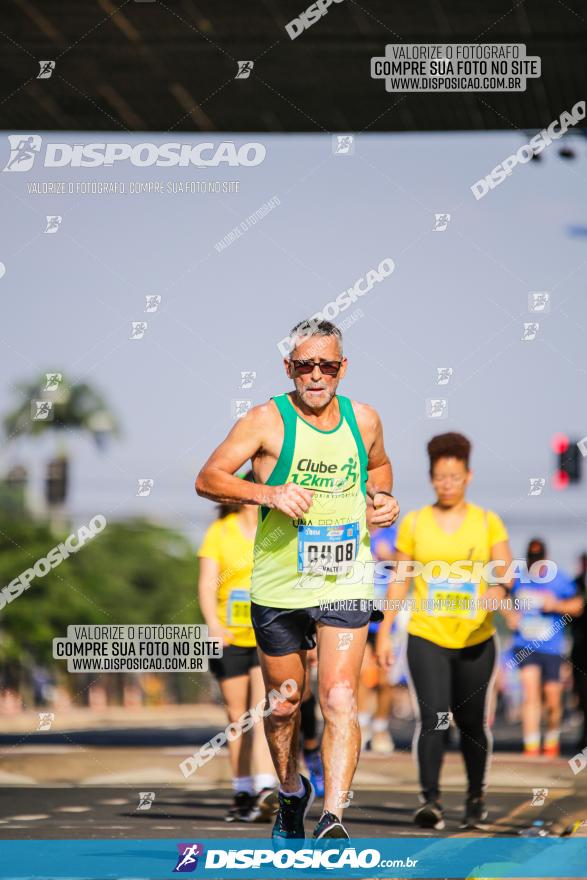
[{"x1": 250, "y1": 393, "x2": 374, "y2": 609}]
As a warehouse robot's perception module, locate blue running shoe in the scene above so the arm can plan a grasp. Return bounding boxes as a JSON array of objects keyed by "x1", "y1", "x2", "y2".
[
  {"x1": 272, "y1": 775, "x2": 315, "y2": 841},
  {"x1": 304, "y1": 748, "x2": 325, "y2": 798},
  {"x1": 312, "y1": 810, "x2": 349, "y2": 840}
]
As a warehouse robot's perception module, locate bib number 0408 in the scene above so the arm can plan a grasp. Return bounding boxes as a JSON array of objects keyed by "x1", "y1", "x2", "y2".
[{"x1": 297, "y1": 522, "x2": 359, "y2": 575}]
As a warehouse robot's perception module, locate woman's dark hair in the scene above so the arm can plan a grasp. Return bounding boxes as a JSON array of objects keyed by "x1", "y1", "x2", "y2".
[
  {"x1": 216, "y1": 470, "x2": 255, "y2": 519},
  {"x1": 527, "y1": 537, "x2": 547, "y2": 560},
  {"x1": 427, "y1": 432, "x2": 471, "y2": 475}
]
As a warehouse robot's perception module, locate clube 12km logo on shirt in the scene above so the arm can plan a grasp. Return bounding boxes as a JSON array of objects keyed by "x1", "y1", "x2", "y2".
[
  {"x1": 291, "y1": 456, "x2": 359, "y2": 492},
  {"x1": 2, "y1": 135, "x2": 266, "y2": 171}
]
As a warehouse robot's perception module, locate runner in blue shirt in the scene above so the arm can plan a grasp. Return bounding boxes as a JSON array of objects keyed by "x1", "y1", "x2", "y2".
[
  {"x1": 358, "y1": 513, "x2": 398, "y2": 753},
  {"x1": 508, "y1": 538, "x2": 583, "y2": 756}
]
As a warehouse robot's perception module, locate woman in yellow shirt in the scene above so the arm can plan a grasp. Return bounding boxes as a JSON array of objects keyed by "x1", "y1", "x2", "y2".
[
  {"x1": 198, "y1": 472, "x2": 277, "y2": 822},
  {"x1": 376, "y1": 433, "x2": 513, "y2": 831}
]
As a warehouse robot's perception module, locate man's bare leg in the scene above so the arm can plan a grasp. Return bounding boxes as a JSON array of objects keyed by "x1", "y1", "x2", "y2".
[
  {"x1": 317, "y1": 623, "x2": 368, "y2": 817},
  {"x1": 258, "y1": 648, "x2": 306, "y2": 791},
  {"x1": 520, "y1": 664, "x2": 542, "y2": 753},
  {"x1": 543, "y1": 680, "x2": 563, "y2": 754},
  {"x1": 218, "y1": 674, "x2": 252, "y2": 779}
]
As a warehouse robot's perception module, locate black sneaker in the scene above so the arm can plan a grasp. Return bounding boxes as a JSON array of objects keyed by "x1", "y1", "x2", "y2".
[
  {"x1": 272, "y1": 775, "x2": 315, "y2": 840},
  {"x1": 461, "y1": 796, "x2": 489, "y2": 830},
  {"x1": 246, "y1": 787, "x2": 279, "y2": 823},
  {"x1": 225, "y1": 791, "x2": 255, "y2": 822},
  {"x1": 312, "y1": 810, "x2": 350, "y2": 840},
  {"x1": 414, "y1": 800, "x2": 445, "y2": 830}
]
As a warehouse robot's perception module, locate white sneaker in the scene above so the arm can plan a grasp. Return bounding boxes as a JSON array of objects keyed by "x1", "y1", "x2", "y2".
[{"x1": 359, "y1": 720, "x2": 372, "y2": 751}]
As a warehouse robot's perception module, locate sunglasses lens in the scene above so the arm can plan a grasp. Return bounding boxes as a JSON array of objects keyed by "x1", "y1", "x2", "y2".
[{"x1": 292, "y1": 360, "x2": 340, "y2": 375}]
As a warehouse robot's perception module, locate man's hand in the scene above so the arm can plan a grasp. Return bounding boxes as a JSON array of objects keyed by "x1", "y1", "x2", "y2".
[
  {"x1": 541, "y1": 592, "x2": 559, "y2": 613},
  {"x1": 505, "y1": 611, "x2": 521, "y2": 631},
  {"x1": 371, "y1": 493, "x2": 400, "y2": 527},
  {"x1": 375, "y1": 626, "x2": 395, "y2": 670},
  {"x1": 207, "y1": 619, "x2": 234, "y2": 647},
  {"x1": 484, "y1": 584, "x2": 508, "y2": 605},
  {"x1": 269, "y1": 482, "x2": 313, "y2": 518}
]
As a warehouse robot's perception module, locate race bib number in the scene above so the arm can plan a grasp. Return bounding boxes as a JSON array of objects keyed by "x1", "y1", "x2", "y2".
[
  {"x1": 427, "y1": 581, "x2": 478, "y2": 619},
  {"x1": 227, "y1": 589, "x2": 252, "y2": 627},
  {"x1": 516, "y1": 588, "x2": 545, "y2": 614},
  {"x1": 297, "y1": 522, "x2": 359, "y2": 575},
  {"x1": 519, "y1": 615, "x2": 552, "y2": 642}
]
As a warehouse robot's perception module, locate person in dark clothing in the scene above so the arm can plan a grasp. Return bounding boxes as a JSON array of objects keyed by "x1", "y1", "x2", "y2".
[{"x1": 571, "y1": 553, "x2": 587, "y2": 749}]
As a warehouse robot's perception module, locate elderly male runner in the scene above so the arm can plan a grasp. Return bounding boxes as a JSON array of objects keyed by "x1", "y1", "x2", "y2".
[{"x1": 196, "y1": 319, "x2": 399, "y2": 840}]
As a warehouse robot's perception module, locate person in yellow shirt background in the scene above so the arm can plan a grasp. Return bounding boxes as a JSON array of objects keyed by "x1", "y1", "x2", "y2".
[
  {"x1": 376, "y1": 433, "x2": 514, "y2": 832},
  {"x1": 198, "y1": 471, "x2": 278, "y2": 823}
]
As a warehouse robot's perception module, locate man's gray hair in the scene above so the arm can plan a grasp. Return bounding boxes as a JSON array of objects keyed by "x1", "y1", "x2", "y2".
[{"x1": 289, "y1": 318, "x2": 343, "y2": 356}]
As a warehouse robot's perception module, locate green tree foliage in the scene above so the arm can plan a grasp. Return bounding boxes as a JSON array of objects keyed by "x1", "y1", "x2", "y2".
[
  {"x1": 3, "y1": 375, "x2": 120, "y2": 443},
  {"x1": 0, "y1": 512, "x2": 201, "y2": 667}
]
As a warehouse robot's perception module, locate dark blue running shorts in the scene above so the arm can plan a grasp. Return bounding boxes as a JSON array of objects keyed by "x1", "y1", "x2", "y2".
[
  {"x1": 250, "y1": 600, "x2": 383, "y2": 656},
  {"x1": 518, "y1": 650, "x2": 562, "y2": 682}
]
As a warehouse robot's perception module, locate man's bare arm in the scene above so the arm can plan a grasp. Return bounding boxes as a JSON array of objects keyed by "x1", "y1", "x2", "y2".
[
  {"x1": 354, "y1": 403, "x2": 393, "y2": 498},
  {"x1": 195, "y1": 405, "x2": 272, "y2": 506},
  {"x1": 354, "y1": 402, "x2": 398, "y2": 527},
  {"x1": 195, "y1": 403, "x2": 314, "y2": 518}
]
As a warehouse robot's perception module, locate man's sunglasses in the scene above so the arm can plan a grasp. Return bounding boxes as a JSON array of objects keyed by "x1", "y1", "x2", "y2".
[{"x1": 290, "y1": 359, "x2": 342, "y2": 376}]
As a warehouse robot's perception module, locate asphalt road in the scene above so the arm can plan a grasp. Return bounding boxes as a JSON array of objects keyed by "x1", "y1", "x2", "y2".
[
  {"x1": 0, "y1": 715, "x2": 582, "y2": 752},
  {"x1": 1, "y1": 713, "x2": 586, "y2": 842},
  {"x1": 1, "y1": 755, "x2": 585, "y2": 841},
  {"x1": 0, "y1": 783, "x2": 575, "y2": 839}
]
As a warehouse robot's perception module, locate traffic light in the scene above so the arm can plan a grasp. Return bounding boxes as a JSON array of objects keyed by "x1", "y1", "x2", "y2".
[{"x1": 551, "y1": 433, "x2": 582, "y2": 490}]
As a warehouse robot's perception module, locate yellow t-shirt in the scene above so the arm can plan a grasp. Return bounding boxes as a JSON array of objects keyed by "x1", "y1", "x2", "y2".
[
  {"x1": 395, "y1": 503, "x2": 508, "y2": 649},
  {"x1": 198, "y1": 513, "x2": 256, "y2": 648}
]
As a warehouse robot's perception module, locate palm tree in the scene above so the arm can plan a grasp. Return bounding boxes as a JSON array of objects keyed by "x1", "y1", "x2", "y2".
[{"x1": 3, "y1": 373, "x2": 119, "y2": 527}]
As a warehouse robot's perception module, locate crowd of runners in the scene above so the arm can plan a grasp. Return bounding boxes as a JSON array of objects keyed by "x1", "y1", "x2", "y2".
[{"x1": 195, "y1": 318, "x2": 587, "y2": 841}]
